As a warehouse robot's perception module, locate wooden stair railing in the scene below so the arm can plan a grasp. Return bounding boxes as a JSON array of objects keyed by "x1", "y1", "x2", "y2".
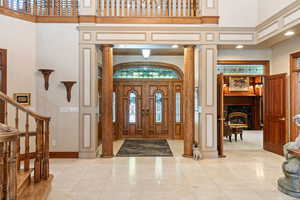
[{"x1": 0, "y1": 91, "x2": 51, "y2": 199}]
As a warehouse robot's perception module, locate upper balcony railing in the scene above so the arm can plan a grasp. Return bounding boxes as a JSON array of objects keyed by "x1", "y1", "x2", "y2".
[
  {"x1": 97, "y1": 0, "x2": 200, "y2": 17},
  {"x1": 0, "y1": 0, "x2": 78, "y2": 16},
  {"x1": 0, "y1": 0, "x2": 201, "y2": 17}
]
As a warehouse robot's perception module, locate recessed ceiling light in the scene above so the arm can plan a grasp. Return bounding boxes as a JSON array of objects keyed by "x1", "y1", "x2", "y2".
[
  {"x1": 172, "y1": 44, "x2": 179, "y2": 48},
  {"x1": 284, "y1": 31, "x2": 295, "y2": 36},
  {"x1": 236, "y1": 45, "x2": 244, "y2": 49},
  {"x1": 142, "y1": 49, "x2": 151, "y2": 58}
]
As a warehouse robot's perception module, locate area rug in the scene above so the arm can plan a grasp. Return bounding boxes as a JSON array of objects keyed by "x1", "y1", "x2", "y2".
[{"x1": 116, "y1": 139, "x2": 173, "y2": 157}]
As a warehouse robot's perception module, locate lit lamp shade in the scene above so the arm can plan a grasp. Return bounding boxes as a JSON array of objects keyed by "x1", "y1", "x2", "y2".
[{"x1": 255, "y1": 85, "x2": 263, "y2": 96}]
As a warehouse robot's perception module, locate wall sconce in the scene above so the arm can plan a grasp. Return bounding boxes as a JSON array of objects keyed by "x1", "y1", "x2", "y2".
[
  {"x1": 38, "y1": 69, "x2": 54, "y2": 91},
  {"x1": 61, "y1": 81, "x2": 76, "y2": 102}
]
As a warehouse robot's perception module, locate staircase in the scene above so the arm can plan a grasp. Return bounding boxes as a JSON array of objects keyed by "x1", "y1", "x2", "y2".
[{"x1": 0, "y1": 91, "x2": 51, "y2": 200}]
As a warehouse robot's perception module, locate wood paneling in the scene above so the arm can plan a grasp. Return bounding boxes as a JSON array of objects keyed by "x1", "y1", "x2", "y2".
[
  {"x1": 264, "y1": 73, "x2": 287, "y2": 155},
  {"x1": 217, "y1": 74, "x2": 225, "y2": 157}
]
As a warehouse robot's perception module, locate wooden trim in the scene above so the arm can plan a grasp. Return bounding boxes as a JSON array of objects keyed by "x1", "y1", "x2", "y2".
[
  {"x1": 0, "y1": 8, "x2": 219, "y2": 24},
  {"x1": 49, "y1": 152, "x2": 79, "y2": 158},
  {"x1": 290, "y1": 51, "x2": 300, "y2": 141},
  {"x1": 19, "y1": 152, "x2": 36, "y2": 160},
  {"x1": 217, "y1": 60, "x2": 270, "y2": 75},
  {"x1": 0, "y1": 7, "x2": 36, "y2": 22},
  {"x1": 36, "y1": 16, "x2": 79, "y2": 23},
  {"x1": 113, "y1": 62, "x2": 184, "y2": 80},
  {"x1": 201, "y1": 16, "x2": 219, "y2": 24}
]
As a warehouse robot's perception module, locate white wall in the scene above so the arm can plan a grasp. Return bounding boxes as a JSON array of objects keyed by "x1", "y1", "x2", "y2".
[
  {"x1": 218, "y1": 49, "x2": 272, "y2": 60},
  {"x1": 219, "y1": 0, "x2": 258, "y2": 27},
  {"x1": 36, "y1": 24, "x2": 79, "y2": 152},
  {"x1": 258, "y1": 0, "x2": 296, "y2": 24},
  {"x1": 0, "y1": 15, "x2": 37, "y2": 128},
  {"x1": 271, "y1": 35, "x2": 300, "y2": 75}
]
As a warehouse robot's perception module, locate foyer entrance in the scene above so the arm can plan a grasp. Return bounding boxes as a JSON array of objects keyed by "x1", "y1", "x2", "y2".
[{"x1": 113, "y1": 62, "x2": 183, "y2": 139}]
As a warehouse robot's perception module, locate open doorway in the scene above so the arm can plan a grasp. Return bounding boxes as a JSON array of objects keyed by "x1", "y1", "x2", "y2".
[
  {"x1": 97, "y1": 44, "x2": 187, "y2": 157},
  {"x1": 217, "y1": 60, "x2": 287, "y2": 157}
]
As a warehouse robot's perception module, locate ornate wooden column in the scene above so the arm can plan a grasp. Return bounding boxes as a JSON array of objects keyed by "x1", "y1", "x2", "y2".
[
  {"x1": 101, "y1": 44, "x2": 114, "y2": 158},
  {"x1": 183, "y1": 45, "x2": 195, "y2": 158}
]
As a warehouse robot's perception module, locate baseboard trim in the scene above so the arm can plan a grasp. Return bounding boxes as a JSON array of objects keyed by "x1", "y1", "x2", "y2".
[{"x1": 49, "y1": 152, "x2": 79, "y2": 158}]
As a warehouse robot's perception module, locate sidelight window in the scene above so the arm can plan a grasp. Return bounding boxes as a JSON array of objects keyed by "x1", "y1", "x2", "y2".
[
  {"x1": 112, "y1": 92, "x2": 116, "y2": 122},
  {"x1": 129, "y1": 92, "x2": 136, "y2": 123},
  {"x1": 155, "y1": 92, "x2": 163, "y2": 123},
  {"x1": 175, "y1": 93, "x2": 181, "y2": 122},
  {"x1": 297, "y1": 58, "x2": 300, "y2": 69}
]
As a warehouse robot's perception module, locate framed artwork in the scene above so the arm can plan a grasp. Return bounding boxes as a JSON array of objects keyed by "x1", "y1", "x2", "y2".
[
  {"x1": 229, "y1": 77, "x2": 250, "y2": 92},
  {"x1": 13, "y1": 93, "x2": 31, "y2": 106}
]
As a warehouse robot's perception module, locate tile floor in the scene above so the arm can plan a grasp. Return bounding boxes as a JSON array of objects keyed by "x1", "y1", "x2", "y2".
[
  {"x1": 224, "y1": 130, "x2": 263, "y2": 151},
  {"x1": 48, "y1": 140, "x2": 296, "y2": 200}
]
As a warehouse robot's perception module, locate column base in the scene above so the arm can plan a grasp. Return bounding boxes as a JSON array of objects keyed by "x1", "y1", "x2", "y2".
[
  {"x1": 101, "y1": 154, "x2": 114, "y2": 158},
  {"x1": 182, "y1": 154, "x2": 193, "y2": 158}
]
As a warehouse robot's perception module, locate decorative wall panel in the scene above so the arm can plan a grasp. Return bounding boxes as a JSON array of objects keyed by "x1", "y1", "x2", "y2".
[
  {"x1": 257, "y1": 22, "x2": 279, "y2": 39},
  {"x1": 83, "y1": 48, "x2": 91, "y2": 106},
  {"x1": 96, "y1": 33, "x2": 146, "y2": 41},
  {"x1": 152, "y1": 33, "x2": 201, "y2": 41},
  {"x1": 206, "y1": 49, "x2": 214, "y2": 106},
  {"x1": 206, "y1": 114, "x2": 214, "y2": 147},
  {"x1": 83, "y1": 114, "x2": 91, "y2": 148},
  {"x1": 284, "y1": 8, "x2": 300, "y2": 26},
  {"x1": 219, "y1": 33, "x2": 253, "y2": 41}
]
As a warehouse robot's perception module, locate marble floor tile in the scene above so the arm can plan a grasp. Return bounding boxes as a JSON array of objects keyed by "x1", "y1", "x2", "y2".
[{"x1": 47, "y1": 140, "x2": 292, "y2": 200}]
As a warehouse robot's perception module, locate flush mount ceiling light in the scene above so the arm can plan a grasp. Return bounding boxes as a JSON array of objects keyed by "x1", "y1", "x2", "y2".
[
  {"x1": 172, "y1": 44, "x2": 179, "y2": 48},
  {"x1": 284, "y1": 31, "x2": 295, "y2": 36},
  {"x1": 236, "y1": 45, "x2": 244, "y2": 49},
  {"x1": 142, "y1": 49, "x2": 151, "y2": 58}
]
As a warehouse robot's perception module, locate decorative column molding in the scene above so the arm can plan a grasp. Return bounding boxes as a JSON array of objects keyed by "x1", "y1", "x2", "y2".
[
  {"x1": 101, "y1": 44, "x2": 114, "y2": 158},
  {"x1": 79, "y1": 44, "x2": 98, "y2": 158},
  {"x1": 200, "y1": 0, "x2": 218, "y2": 16},
  {"x1": 79, "y1": 0, "x2": 97, "y2": 16},
  {"x1": 183, "y1": 45, "x2": 195, "y2": 158},
  {"x1": 198, "y1": 45, "x2": 218, "y2": 158}
]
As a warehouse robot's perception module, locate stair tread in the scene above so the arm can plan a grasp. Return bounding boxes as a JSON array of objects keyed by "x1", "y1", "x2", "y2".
[{"x1": 17, "y1": 169, "x2": 33, "y2": 190}]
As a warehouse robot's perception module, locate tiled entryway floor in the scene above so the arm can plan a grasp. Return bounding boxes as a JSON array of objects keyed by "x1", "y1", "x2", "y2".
[{"x1": 48, "y1": 140, "x2": 296, "y2": 200}]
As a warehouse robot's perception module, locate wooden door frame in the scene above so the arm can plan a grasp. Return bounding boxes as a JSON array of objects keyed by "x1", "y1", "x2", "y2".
[
  {"x1": 0, "y1": 49, "x2": 7, "y2": 124},
  {"x1": 0, "y1": 49, "x2": 7, "y2": 94},
  {"x1": 216, "y1": 60, "x2": 270, "y2": 157},
  {"x1": 290, "y1": 51, "x2": 300, "y2": 141}
]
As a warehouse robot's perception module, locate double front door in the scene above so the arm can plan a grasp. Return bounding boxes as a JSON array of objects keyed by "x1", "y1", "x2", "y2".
[{"x1": 114, "y1": 80, "x2": 183, "y2": 139}]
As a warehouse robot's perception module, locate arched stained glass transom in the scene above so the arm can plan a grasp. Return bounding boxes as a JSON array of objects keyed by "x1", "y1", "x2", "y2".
[{"x1": 114, "y1": 66, "x2": 180, "y2": 79}]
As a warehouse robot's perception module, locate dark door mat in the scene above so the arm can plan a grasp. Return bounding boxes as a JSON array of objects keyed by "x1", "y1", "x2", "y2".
[{"x1": 116, "y1": 139, "x2": 173, "y2": 157}]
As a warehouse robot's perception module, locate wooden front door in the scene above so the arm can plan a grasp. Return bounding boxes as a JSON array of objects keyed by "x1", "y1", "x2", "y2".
[
  {"x1": 0, "y1": 49, "x2": 7, "y2": 123},
  {"x1": 115, "y1": 80, "x2": 183, "y2": 139},
  {"x1": 264, "y1": 74, "x2": 287, "y2": 155}
]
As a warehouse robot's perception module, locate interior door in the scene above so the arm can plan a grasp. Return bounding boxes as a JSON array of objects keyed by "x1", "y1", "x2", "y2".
[
  {"x1": 147, "y1": 83, "x2": 170, "y2": 138},
  {"x1": 0, "y1": 49, "x2": 7, "y2": 123},
  {"x1": 217, "y1": 75, "x2": 225, "y2": 157},
  {"x1": 264, "y1": 73, "x2": 287, "y2": 155}
]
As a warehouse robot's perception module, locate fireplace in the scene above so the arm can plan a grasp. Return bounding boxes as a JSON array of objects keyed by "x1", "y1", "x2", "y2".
[{"x1": 225, "y1": 106, "x2": 252, "y2": 129}]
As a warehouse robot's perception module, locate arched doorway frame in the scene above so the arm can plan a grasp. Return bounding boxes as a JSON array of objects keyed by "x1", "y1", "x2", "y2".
[{"x1": 112, "y1": 61, "x2": 184, "y2": 140}]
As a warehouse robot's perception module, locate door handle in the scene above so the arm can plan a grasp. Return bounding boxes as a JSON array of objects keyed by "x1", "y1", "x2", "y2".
[{"x1": 279, "y1": 117, "x2": 286, "y2": 121}]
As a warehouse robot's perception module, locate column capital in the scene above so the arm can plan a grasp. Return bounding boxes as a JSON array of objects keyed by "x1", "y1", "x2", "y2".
[
  {"x1": 100, "y1": 44, "x2": 114, "y2": 49},
  {"x1": 183, "y1": 45, "x2": 196, "y2": 48}
]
